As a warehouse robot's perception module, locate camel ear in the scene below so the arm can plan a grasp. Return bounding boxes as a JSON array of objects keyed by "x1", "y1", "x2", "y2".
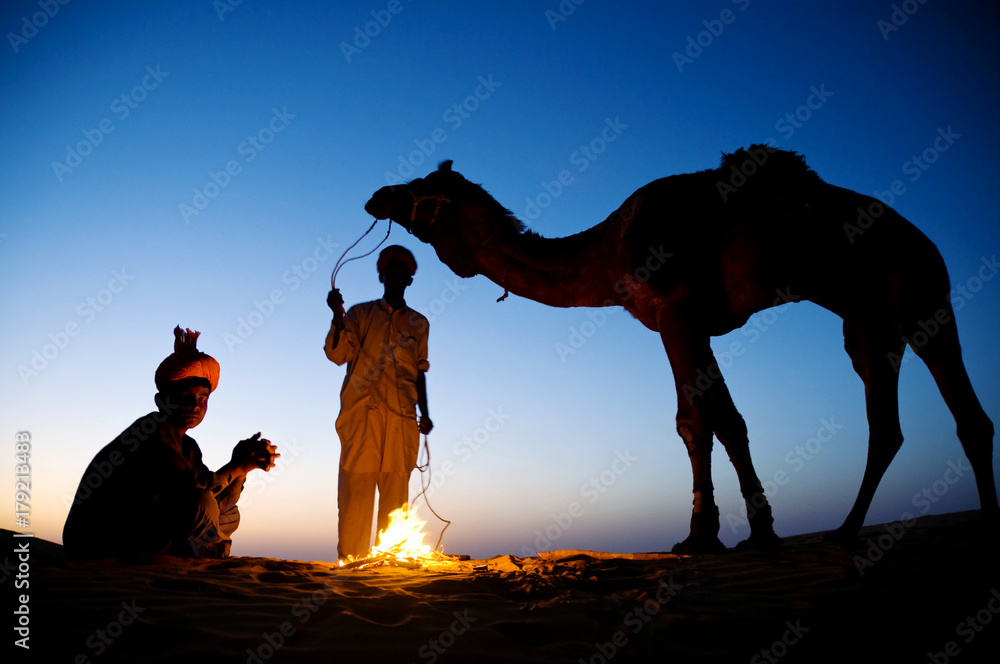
[{"x1": 438, "y1": 160, "x2": 453, "y2": 172}]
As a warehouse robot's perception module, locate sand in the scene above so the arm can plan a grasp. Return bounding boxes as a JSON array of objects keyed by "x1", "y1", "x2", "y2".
[{"x1": 8, "y1": 511, "x2": 999, "y2": 663}]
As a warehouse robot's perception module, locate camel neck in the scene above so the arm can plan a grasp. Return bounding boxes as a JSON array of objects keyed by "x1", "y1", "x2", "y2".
[{"x1": 474, "y1": 224, "x2": 623, "y2": 308}]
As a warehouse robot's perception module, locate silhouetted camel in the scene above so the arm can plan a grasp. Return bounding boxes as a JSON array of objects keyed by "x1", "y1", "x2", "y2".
[{"x1": 365, "y1": 147, "x2": 997, "y2": 552}]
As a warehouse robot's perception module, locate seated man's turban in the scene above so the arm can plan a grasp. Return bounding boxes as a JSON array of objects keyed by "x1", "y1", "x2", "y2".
[{"x1": 154, "y1": 326, "x2": 220, "y2": 393}]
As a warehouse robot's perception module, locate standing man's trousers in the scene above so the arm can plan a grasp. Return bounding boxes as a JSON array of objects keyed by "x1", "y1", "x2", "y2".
[{"x1": 338, "y1": 469, "x2": 409, "y2": 559}]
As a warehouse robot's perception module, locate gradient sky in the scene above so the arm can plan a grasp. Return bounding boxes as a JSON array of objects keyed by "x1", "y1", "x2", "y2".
[{"x1": 2, "y1": 1, "x2": 998, "y2": 561}]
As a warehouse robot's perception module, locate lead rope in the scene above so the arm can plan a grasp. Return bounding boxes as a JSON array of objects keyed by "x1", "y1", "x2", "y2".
[
  {"x1": 330, "y1": 219, "x2": 392, "y2": 290},
  {"x1": 413, "y1": 432, "x2": 451, "y2": 553}
]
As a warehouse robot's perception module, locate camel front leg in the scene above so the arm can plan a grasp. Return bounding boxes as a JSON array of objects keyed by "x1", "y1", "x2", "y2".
[
  {"x1": 657, "y1": 309, "x2": 726, "y2": 553},
  {"x1": 710, "y1": 380, "x2": 780, "y2": 549},
  {"x1": 673, "y1": 413, "x2": 726, "y2": 554}
]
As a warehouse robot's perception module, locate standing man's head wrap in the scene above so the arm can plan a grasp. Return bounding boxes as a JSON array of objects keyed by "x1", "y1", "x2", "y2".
[
  {"x1": 154, "y1": 326, "x2": 220, "y2": 393},
  {"x1": 376, "y1": 245, "x2": 417, "y2": 276}
]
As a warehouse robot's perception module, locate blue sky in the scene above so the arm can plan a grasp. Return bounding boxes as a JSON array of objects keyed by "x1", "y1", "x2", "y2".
[{"x1": 2, "y1": 0, "x2": 998, "y2": 560}]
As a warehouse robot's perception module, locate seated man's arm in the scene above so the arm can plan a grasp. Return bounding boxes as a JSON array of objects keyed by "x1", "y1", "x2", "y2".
[{"x1": 209, "y1": 433, "x2": 279, "y2": 495}]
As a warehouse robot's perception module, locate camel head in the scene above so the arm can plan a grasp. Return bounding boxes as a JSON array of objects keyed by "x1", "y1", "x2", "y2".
[{"x1": 365, "y1": 161, "x2": 524, "y2": 278}]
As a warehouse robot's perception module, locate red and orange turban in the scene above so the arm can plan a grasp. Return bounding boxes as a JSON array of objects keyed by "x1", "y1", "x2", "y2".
[{"x1": 154, "y1": 326, "x2": 220, "y2": 393}]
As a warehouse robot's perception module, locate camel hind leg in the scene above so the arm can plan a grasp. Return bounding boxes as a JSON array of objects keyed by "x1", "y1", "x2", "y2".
[
  {"x1": 909, "y1": 310, "x2": 998, "y2": 523},
  {"x1": 834, "y1": 320, "x2": 907, "y2": 537}
]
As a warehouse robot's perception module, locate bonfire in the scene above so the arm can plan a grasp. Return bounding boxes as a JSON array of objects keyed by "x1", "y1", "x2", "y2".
[{"x1": 338, "y1": 507, "x2": 453, "y2": 570}]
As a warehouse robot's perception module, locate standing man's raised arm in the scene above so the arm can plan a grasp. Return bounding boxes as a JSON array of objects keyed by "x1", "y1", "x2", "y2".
[{"x1": 325, "y1": 289, "x2": 348, "y2": 363}]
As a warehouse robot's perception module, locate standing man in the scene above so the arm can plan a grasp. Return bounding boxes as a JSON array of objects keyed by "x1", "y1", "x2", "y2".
[{"x1": 325, "y1": 245, "x2": 433, "y2": 560}]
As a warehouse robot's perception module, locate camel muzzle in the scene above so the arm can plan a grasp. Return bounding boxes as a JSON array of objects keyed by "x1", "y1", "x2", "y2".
[{"x1": 364, "y1": 186, "x2": 398, "y2": 221}]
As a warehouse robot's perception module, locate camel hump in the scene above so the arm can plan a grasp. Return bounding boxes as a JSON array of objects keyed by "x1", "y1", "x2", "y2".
[{"x1": 719, "y1": 145, "x2": 821, "y2": 191}]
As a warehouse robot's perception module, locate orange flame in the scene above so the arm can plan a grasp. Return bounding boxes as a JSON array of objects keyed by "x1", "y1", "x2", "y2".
[{"x1": 338, "y1": 506, "x2": 438, "y2": 568}]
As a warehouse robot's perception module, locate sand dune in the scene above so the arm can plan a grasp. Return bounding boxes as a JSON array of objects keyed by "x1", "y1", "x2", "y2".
[{"x1": 8, "y1": 511, "x2": 999, "y2": 663}]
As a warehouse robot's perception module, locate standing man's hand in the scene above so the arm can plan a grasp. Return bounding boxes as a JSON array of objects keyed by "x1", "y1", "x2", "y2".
[
  {"x1": 416, "y1": 371, "x2": 431, "y2": 435},
  {"x1": 327, "y1": 289, "x2": 345, "y2": 321},
  {"x1": 325, "y1": 289, "x2": 347, "y2": 356}
]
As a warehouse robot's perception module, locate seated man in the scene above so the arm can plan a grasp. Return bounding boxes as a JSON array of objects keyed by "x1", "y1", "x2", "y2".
[{"x1": 63, "y1": 326, "x2": 279, "y2": 560}]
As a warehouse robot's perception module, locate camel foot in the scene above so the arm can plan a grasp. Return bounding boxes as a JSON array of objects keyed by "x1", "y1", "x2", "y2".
[
  {"x1": 735, "y1": 531, "x2": 782, "y2": 551},
  {"x1": 671, "y1": 533, "x2": 727, "y2": 555}
]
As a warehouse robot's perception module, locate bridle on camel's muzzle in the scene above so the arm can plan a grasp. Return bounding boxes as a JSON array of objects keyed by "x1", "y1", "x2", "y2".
[{"x1": 408, "y1": 191, "x2": 451, "y2": 227}]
